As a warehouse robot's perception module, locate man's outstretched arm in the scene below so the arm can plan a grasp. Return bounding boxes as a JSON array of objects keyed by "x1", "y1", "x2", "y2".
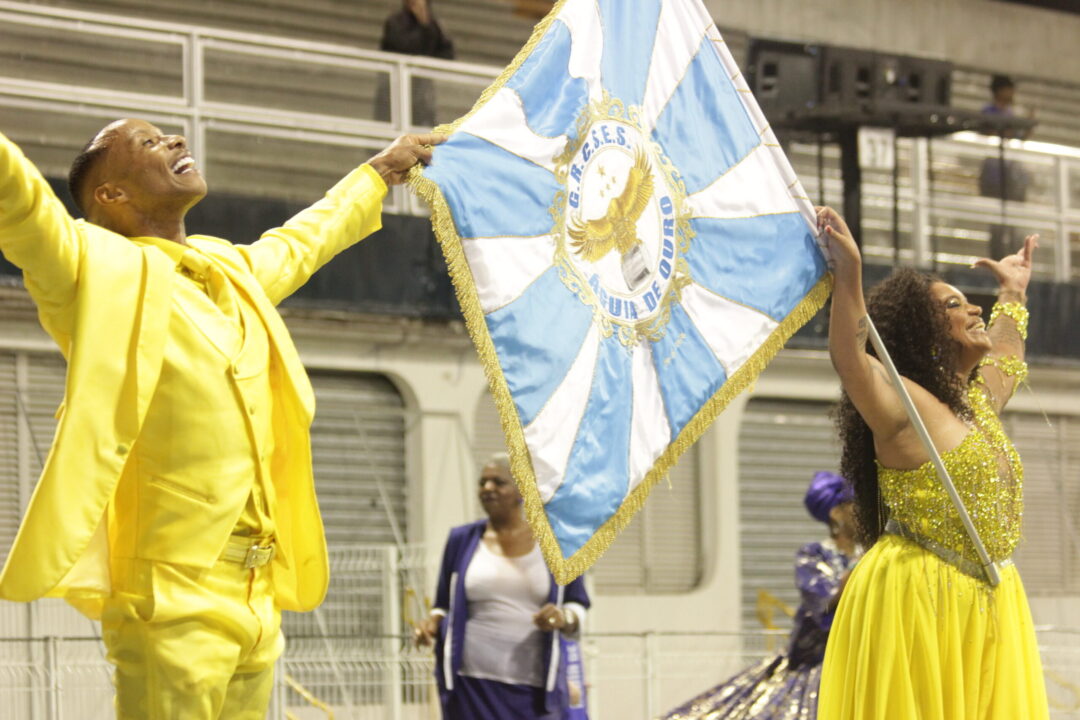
[
  {"x1": 241, "y1": 132, "x2": 445, "y2": 304},
  {"x1": 0, "y1": 131, "x2": 84, "y2": 315}
]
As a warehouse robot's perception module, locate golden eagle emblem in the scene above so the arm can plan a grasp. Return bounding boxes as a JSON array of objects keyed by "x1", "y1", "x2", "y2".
[{"x1": 567, "y1": 148, "x2": 654, "y2": 263}]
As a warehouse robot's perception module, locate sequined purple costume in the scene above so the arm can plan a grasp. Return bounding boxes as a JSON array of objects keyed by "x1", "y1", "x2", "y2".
[{"x1": 660, "y1": 539, "x2": 855, "y2": 720}]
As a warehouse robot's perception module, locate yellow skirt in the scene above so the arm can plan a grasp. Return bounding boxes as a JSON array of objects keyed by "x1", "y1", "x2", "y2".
[{"x1": 818, "y1": 534, "x2": 1048, "y2": 720}]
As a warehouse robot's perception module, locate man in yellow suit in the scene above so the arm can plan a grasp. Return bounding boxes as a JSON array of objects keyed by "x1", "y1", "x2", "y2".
[{"x1": 0, "y1": 118, "x2": 442, "y2": 718}]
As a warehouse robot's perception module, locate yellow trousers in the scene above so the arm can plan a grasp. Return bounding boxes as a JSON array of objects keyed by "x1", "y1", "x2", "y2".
[{"x1": 101, "y1": 552, "x2": 283, "y2": 720}]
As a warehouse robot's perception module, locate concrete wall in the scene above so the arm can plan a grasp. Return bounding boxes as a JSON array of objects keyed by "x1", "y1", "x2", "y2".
[{"x1": 707, "y1": 0, "x2": 1080, "y2": 83}]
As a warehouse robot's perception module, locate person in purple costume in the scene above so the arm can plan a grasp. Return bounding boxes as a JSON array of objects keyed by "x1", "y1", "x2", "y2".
[
  {"x1": 415, "y1": 452, "x2": 591, "y2": 719},
  {"x1": 659, "y1": 471, "x2": 859, "y2": 720}
]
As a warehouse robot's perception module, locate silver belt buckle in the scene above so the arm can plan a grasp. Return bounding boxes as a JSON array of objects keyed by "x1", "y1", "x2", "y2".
[{"x1": 244, "y1": 543, "x2": 275, "y2": 569}]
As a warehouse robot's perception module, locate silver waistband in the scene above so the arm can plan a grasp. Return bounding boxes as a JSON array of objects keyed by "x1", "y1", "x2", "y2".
[{"x1": 883, "y1": 518, "x2": 1012, "y2": 583}]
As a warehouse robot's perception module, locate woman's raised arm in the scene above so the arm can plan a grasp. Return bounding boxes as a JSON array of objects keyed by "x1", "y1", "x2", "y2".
[
  {"x1": 820, "y1": 207, "x2": 909, "y2": 441},
  {"x1": 972, "y1": 234, "x2": 1037, "y2": 413}
]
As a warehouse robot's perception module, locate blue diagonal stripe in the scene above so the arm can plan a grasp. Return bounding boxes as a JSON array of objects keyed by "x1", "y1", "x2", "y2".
[
  {"x1": 685, "y1": 213, "x2": 826, "y2": 321},
  {"x1": 424, "y1": 132, "x2": 560, "y2": 239},
  {"x1": 545, "y1": 333, "x2": 633, "y2": 557},
  {"x1": 652, "y1": 36, "x2": 760, "y2": 195},
  {"x1": 650, "y1": 302, "x2": 728, "y2": 440},
  {"x1": 485, "y1": 266, "x2": 594, "y2": 427},
  {"x1": 598, "y1": 0, "x2": 662, "y2": 111},
  {"x1": 505, "y1": 20, "x2": 589, "y2": 138}
]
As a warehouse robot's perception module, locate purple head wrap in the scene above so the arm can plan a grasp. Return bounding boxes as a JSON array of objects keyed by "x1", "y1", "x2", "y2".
[{"x1": 804, "y1": 471, "x2": 854, "y2": 524}]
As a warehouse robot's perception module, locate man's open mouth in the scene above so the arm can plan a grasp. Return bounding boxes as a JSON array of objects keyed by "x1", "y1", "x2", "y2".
[{"x1": 172, "y1": 156, "x2": 195, "y2": 174}]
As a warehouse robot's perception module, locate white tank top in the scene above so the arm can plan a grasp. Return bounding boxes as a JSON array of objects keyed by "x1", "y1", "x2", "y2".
[{"x1": 460, "y1": 540, "x2": 550, "y2": 686}]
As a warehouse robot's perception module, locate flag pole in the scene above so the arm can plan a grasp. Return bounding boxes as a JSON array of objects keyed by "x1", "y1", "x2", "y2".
[{"x1": 864, "y1": 317, "x2": 1001, "y2": 587}]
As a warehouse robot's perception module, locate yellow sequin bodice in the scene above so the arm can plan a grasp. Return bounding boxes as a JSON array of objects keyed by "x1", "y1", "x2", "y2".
[{"x1": 878, "y1": 382, "x2": 1023, "y2": 565}]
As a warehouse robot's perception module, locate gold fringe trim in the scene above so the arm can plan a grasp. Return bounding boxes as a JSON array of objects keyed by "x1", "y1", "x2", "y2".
[
  {"x1": 545, "y1": 273, "x2": 834, "y2": 584},
  {"x1": 407, "y1": 0, "x2": 835, "y2": 584}
]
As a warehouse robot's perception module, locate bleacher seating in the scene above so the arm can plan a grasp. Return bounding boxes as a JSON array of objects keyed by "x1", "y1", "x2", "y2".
[
  {"x1": 2, "y1": 0, "x2": 1077, "y2": 213},
  {"x1": 31, "y1": 0, "x2": 537, "y2": 68},
  {"x1": 11, "y1": 1, "x2": 1080, "y2": 150}
]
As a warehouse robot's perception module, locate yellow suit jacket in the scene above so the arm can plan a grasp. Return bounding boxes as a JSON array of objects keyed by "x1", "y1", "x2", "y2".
[{"x1": 0, "y1": 131, "x2": 387, "y2": 613}]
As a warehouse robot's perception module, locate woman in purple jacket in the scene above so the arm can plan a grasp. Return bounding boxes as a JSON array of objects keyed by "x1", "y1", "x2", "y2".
[{"x1": 416, "y1": 453, "x2": 591, "y2": 719}]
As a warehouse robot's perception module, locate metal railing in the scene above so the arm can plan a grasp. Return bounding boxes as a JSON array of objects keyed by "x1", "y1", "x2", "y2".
[
  {"x1": 787, "y1": 132, "x2": 1080, "y2": 282},
  {"x1": 2, "y1": 545, "x2": 1078, "y2": 718},
  {"x1": 0, "y1": 544, "x2": 435, "y2": 719},
  {"x1": 278, "y1": 544, "x2": 431, "y2": 719},
  {"x1": 2, "y1": 628, "x2": 1078, "y2": 719},
  {"x1": 0, "y1": 0, "x2": 497, "y2": 211}
]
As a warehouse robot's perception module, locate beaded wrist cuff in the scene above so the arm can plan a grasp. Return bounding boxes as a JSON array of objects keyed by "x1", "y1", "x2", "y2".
[
  {"x1": 989, "y1": 301, "x2": 1028, "y2": 340},
  {"x1": 978, "y1": 354, "x2": 1029, "y2": 383}
]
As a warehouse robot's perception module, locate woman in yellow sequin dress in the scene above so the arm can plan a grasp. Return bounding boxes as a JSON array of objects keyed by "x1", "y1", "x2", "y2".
[{"x1": 814, "y1": 206, "x2": 1049, "y2": 720}]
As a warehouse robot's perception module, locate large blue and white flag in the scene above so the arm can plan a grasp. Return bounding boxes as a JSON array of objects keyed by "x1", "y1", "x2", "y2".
[{"x1": 412, "y1": 0, "x2": 830, "y2": 583}]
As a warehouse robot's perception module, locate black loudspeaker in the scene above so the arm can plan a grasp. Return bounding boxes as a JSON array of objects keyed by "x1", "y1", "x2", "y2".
[
  {"x1": 747, "y1": 38, "x2": 956, "y2": 136},
  {"x1": 819, "y1": 47, "x2": 952, "y2": 109},
  {"x1": 746, "y1": 39, "x2": 822, "y2": 121},
  {"x1": 895, "y1": 55, "x2": 952, "y2": 105},
  {"x1": 820, "y1": 46, "x2": 877, "y2": 106}
]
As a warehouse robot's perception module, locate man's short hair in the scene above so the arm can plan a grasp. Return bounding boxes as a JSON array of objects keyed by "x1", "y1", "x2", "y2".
[
  {"x1": 67, "y1": 133, "x2": 112, "y2": 217},
  {"x1": 990, "y1": 74, "x2": 1015, "y2": 96}
]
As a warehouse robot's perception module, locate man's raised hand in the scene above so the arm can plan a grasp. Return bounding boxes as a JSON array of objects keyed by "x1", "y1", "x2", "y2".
[{"x1": 368, "y1": 132, "x2": 447, "y2": 186}]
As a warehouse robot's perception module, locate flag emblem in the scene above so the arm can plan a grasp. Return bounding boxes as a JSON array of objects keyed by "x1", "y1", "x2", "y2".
[{"x1": 554, "y1": 94, "x2": 694, "y2": 344}]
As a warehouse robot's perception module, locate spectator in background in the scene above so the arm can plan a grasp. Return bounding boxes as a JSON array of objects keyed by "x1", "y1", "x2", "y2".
[
  {"x1": 375, "y1": 0, "x2": 454, "y2": 128},
  {"x1": 979, "y1": 74, "x2": 1037, "y2": 258},
  {"x1": 981, "y1": 74, "x2": 1034, "y2": 135},
  {"x1": 415, "y1": 453, "x2": 590, "y2": 719}
]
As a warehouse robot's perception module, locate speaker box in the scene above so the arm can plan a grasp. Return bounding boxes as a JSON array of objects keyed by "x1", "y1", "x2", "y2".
[
  {"x1": 820, "y1": 46, "x2": 879, "y2": 107},
  {"x1": 747, "y1": 39, "x2": 955, "y2": 130},
  {"x1": 820, "y1": 47, "x2": 952, "y2": 108},
  {"x1": 895, "y1": 55, "x2": 952, "y2": 105},
  {"x1": 746, "y1": 39, "x2": 822, "y2": 121}
]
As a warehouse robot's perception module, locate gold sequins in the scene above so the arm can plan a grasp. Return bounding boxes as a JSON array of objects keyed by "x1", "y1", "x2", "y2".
[
  {"x1": 978, "y1": 354, "x2": 1029, "y2": 382},
  {"x1": 989, "y1": 301, "x2": 1029, "y2": 340},
  {"x1": 877, "y1": 383, "x2": 1023, "y2": 567}
]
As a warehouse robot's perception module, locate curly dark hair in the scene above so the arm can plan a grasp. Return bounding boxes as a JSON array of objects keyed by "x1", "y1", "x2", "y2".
[{"x1": 833, "y1": 268, "x2": 972, "y2": 546}]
